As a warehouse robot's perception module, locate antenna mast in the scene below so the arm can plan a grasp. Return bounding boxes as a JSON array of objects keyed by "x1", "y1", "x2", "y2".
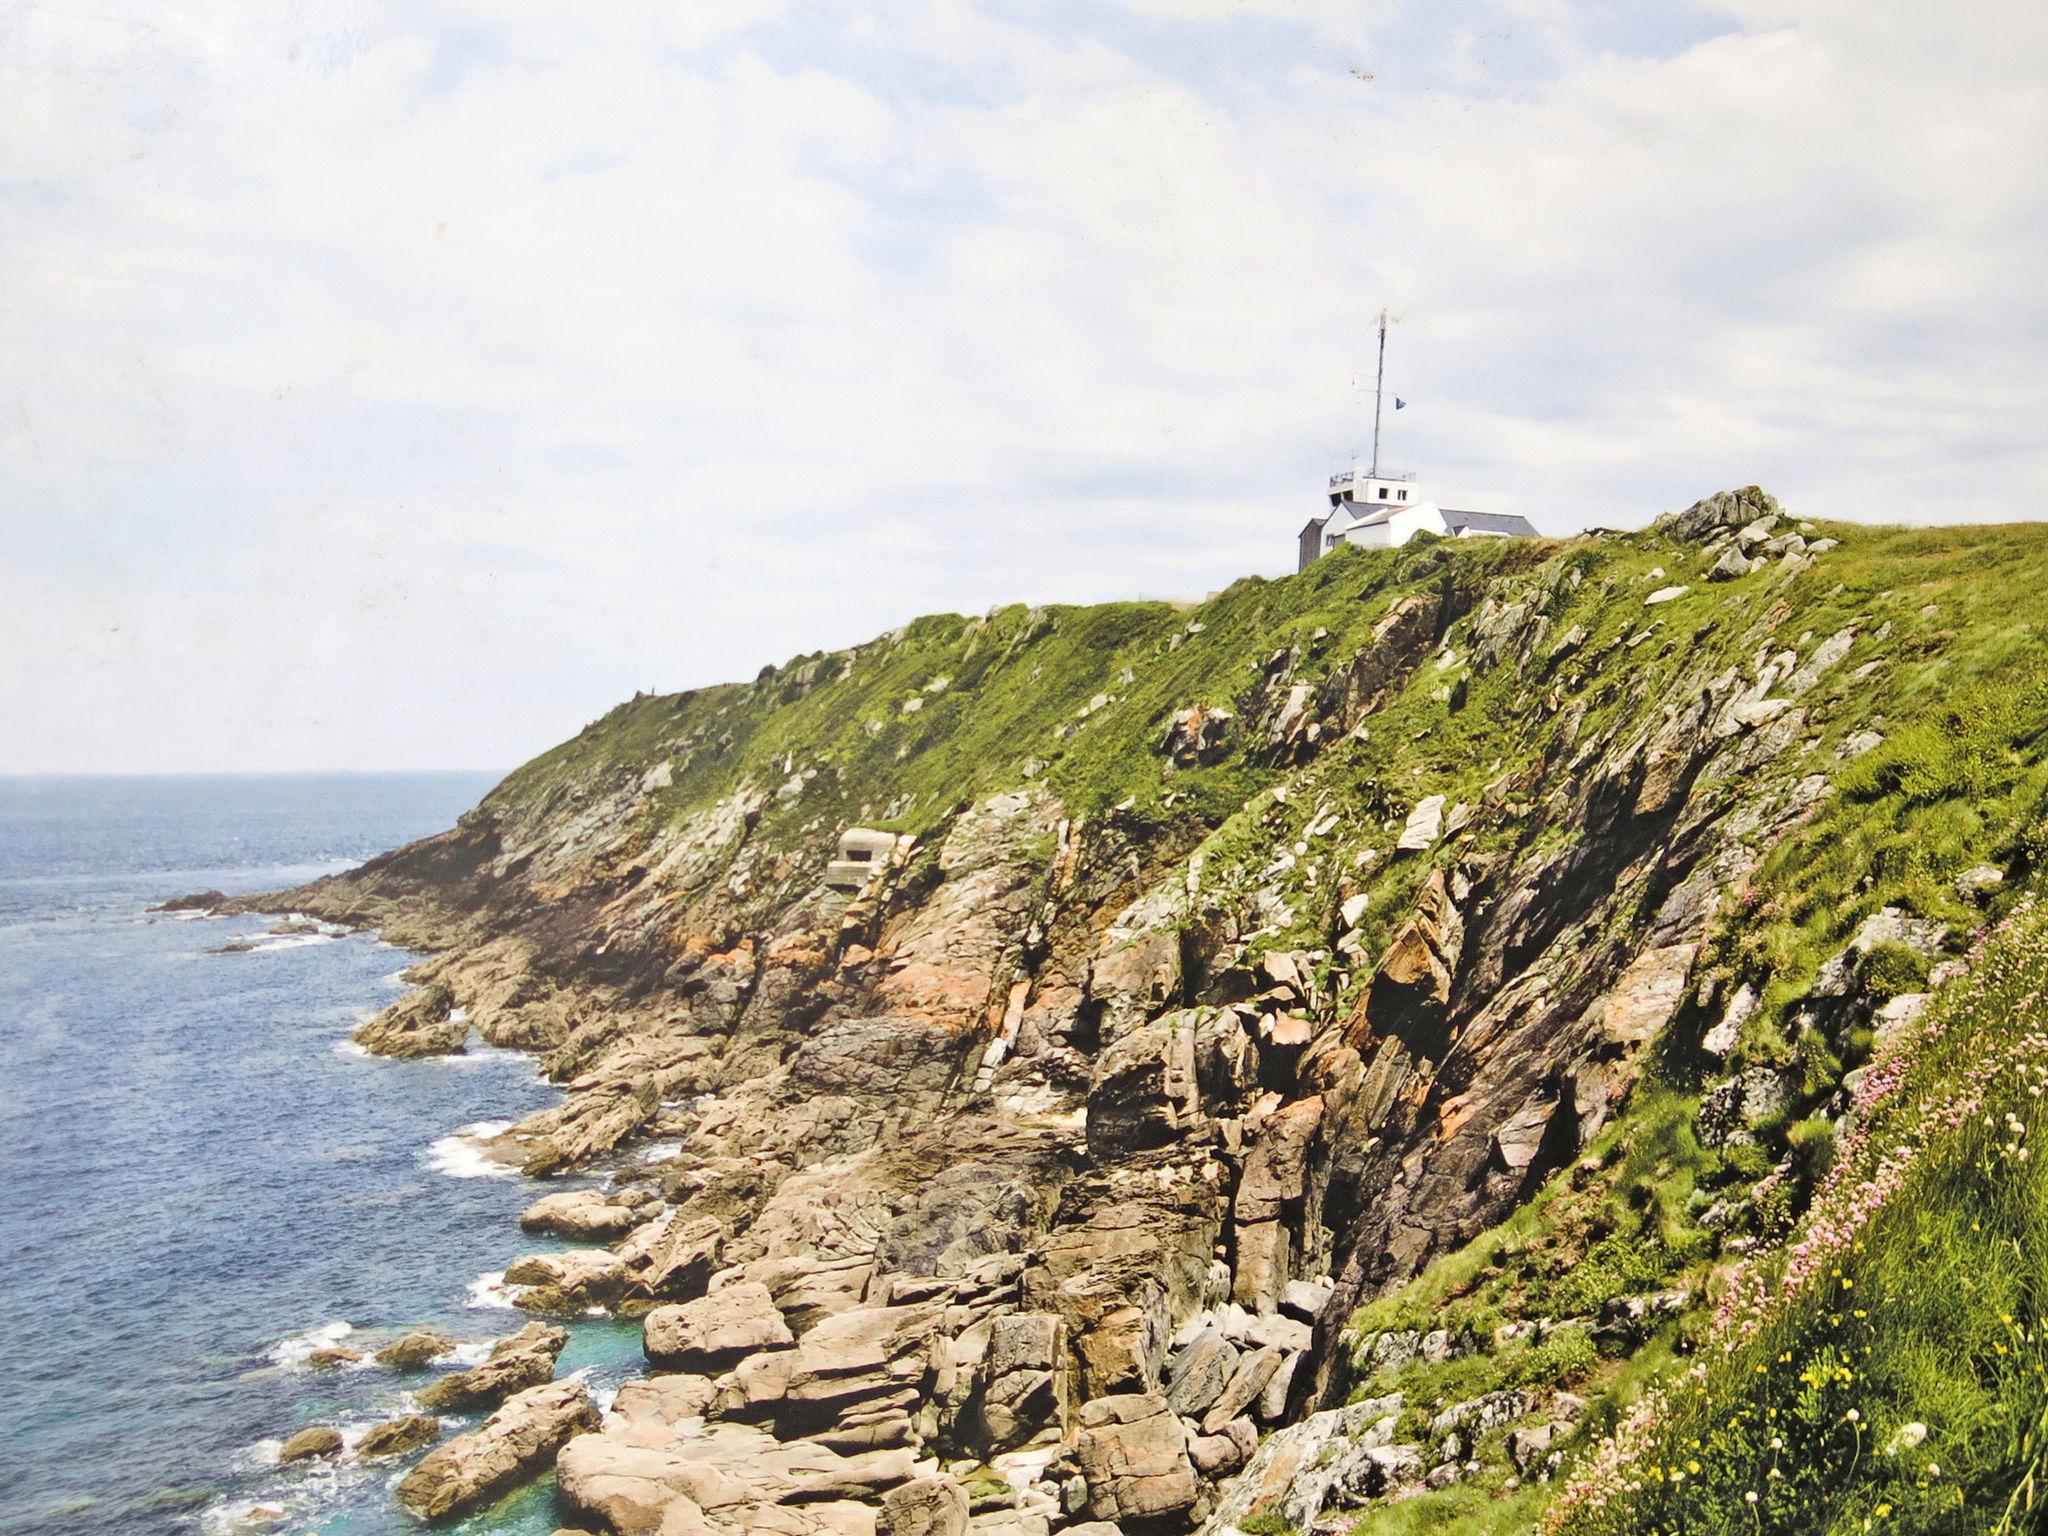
[{"x1": 1369, "y1": 308, "x2": 1389, "y2": 477}]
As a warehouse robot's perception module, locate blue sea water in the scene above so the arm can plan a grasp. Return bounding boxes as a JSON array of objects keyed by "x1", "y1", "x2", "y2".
[{"x1": 0, "y1": 775, "x2": 646, "y2": 1536}]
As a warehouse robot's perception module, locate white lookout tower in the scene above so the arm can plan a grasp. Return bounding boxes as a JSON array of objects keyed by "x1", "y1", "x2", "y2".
[{"x1": 1297, "y1": 312, "x2": 1536, "y2": 571}]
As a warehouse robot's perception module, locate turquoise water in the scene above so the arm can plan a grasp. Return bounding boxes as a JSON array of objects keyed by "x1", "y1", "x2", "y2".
[{"x1": 0, "y1": 776, "x2": 647, "y2": 1536}]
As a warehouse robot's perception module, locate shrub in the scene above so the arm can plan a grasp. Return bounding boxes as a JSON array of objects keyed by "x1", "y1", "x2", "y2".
[{"x1": 1860, "y1": 941, "x2": 1931, "y2": 1001}]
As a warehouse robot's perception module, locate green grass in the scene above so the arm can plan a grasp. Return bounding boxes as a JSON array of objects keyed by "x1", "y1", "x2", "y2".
[{"x1": 1548, "y1": 892, "x2": 2048, "y2": 1536}]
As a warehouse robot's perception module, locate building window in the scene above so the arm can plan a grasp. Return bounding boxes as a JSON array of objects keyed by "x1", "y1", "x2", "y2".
[
  {"x1": 1398, "y1": 489, "x2": 1408, "y2": 500},
  {"x1": 1378, "y1": 486, "x2": 1390, "y2": 500},
  {"x1": 845, "y1": 848, "x2": 872, "y2": 863}
]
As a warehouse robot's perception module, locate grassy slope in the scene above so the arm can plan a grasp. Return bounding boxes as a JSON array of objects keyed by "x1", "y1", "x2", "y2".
[
  {"x1": 1328, "y1": 524, "x2": 2048, "y2": 1533},
  {"x1": 450, "y1": 511, "x2": 2048, "y2": 1532}
]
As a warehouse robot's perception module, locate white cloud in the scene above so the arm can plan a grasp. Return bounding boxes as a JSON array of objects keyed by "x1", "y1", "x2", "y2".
[{"x1": 2, "y1": 0, "x2": 2044, "y2": 772}]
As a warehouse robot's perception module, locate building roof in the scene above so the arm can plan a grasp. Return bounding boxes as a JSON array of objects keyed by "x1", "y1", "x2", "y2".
[{"x1": 1442, "y1": 508, "x2": 1540, "y2": 537}]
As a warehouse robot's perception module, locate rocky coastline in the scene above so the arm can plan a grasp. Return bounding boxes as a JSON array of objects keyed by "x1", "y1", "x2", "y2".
[{"x1": 209, "y1": 493, "x2": 2047, "y2": 1534}]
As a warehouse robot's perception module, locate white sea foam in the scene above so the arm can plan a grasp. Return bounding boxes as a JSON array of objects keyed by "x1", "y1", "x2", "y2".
[
  {"x1": 465, "y1": 1269, "x2": 525, "y2": 1311},
  {"x1": 268, "y1": 1320, "x2": 354, "y2": 1368},
  {"x1": 425, "y1": 1120, "x2": 514, "y2": 1179},
  {"x1": 243, "y1": 931, "x2": 340, "y2": 953},
  {"x1": 445, "y1": 1337, "x2": 496, "y2": 1366},
  {"x1": 331, "y1": 1037, "x2": 372, "y2": 1060},
  {"x1": 640, "y1": 1141, "x2": 681, "y2": 1165}
]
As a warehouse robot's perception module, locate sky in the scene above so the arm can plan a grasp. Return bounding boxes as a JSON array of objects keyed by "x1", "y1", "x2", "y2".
[{"x1": 4, "y1": 0, "x2": 2045, "y2": 774}]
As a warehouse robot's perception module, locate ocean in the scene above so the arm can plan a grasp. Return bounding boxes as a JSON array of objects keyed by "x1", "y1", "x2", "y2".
[{"x1": 0, "y1": 775, "x2": 645, "y2": 1536}]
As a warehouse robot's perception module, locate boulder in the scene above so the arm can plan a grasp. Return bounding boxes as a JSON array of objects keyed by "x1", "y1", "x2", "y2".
[
  {"x1": 417, "y1": 1321, "x2": 567, "y2": 1412},
  {"x1": 644, "y1": 1281, "x2": 794, "y2": 1373},
  {"x1": 881, "y1": 1476, "x2": 970, "y2": 1536},
  {"x1": 375, "y1": 1329, "x2": 455, "y2": 1369},
  {"x1": 1163, "y1": 1329, "x2": 1237, "y2": 1418},
  {"x1": 305, "y1": 1347, "x2": 362, "y2": 1370},
  {"x1": 1201, "y1": 1347, "x2": 1283, "y2": 1435},
  {"x1": 521, "y1": 1188, "x2": 646, "y2": 1242},
  {"x1": 277, "y1": 1426, "x2": 342, "y2": 1463},
  {"x1": 354, "y1": 980, "x2": 466, "y2": 1059},
  {"x1": 506, "y1": 1249, "x2": 631, "y2": 1313},
  {"x1": 558, "y1": 1415, "x2": 894, "y2": 1534},
  {"x1": 1075, "y1": 1393, "x2": 1197, "y2": 1523},
  {"x1": 397, "y1": 1379, "x2": 598, "y2": 1522},
  {"x1": 357, "y1": 1414, "x2": 442, "y2": 1459},
  {"x1": 1395, "y1": 795, "x2": 1445, "y2": 853}
]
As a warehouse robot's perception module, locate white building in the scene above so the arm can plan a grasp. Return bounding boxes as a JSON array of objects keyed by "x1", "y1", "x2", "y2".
[{"x1": 1297, "y1": 467, "x2": 1537, "y2": 572}]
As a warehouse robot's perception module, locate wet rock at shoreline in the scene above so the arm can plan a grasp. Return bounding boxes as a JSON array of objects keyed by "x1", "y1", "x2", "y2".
[
  {"x1": 504, "y1": 1249, "x2": 630, "y2": 1314},
  {"x1": 354, "y1": 980, "x2": 467, "y2": 1059},
  {"x1": 416, "y1": 1321, "x2": 567, "y2": 1412},
  {"x1": 358, "y1": 1414, "x2": 443, "y2": 1459},
  {"x1": 375, "y1": 1329, "x2": 455, "y2": 1369},
  {"x1": 305, "y1": 1346, "x2": 363, "y2": 1370},
  {"x1": 152, "y1": 890, "x2": 228, "y2": 912},
  {"x1": 396, "y1": 1378, "x2": 598, "y2": 1522},
  {"x1": 277, "y1": 1426, "x2": 343, "y2": 1463}
]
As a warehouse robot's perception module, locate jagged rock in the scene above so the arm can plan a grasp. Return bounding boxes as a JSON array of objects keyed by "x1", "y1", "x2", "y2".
[
  {"x1": 1201, "y1": 1346, "x2": 1283, "y2": 1434},
  {"x1": 277, "y1": 1426, "x2": 342, "y2": 1463},
  {"x1": 773, "y1": 1301, "x2": 947, "y2": 1446},
  {"x1": 1957, "y1": 864, "x2": 2005, "y2": 901},
  {"x1": 1395, "y1": 795, "x2": 1445, "y2": 853},
  {"x1": 1702, "y1": 982, "x2": 1758, "y2": 1058},
  {"x1": 1086, "y1": 1010, "x2": 1200, "y2": 1157},
  {"x1": 1428, "y1": 1389, "x2": 1529, "y2": 1440},
  {"x1": 153, "y1": 889, "x2": 228, "y2": 912},
  {"x1": 644, "y1": 1281, "x2": 794, "y2": 1373},
  {"x1": 613, "y1": 1372, "x2": 721, "y2": 1426},
  {"x1": 375, "y1": 1329, "x2": 455, "y2": 1369},
  {"x1": 619, "y1": 1214, "x2": 726, "y2": 1302},
  {"x1": 882, "y1": 1476, "x2": 970, "y2": 1536},
  {"x1": 1698, "y1": 1069, "x2": 1792, "y2": 1147},
  {"x1": 1278, "y1": 1279, "x2": 1332, "y2": 1322},
  {"x1": 1197, "y1": 1395, "x2": 1401, "y2": 1534},
  {"x1": 1707, "y1": 546, "x2": 1758, "y2": 581},
  {"x1": 354, "y1": 980, "x2": 465, "y2": 1059},
  {"x1": 1508, "y1": 1420, "x2": 1564, "y2": 1472},
  {"x1": 357, "y1": 1414, "x2": 442, "y2": 1459},
  {"x1": 1329, "y1": 1441, "x2": 1427, "y2": 1503},
  {"x1": 521, "y1": 1188, "x2": 646, "y2": 1242},
  {"x1": 305, "y1": 1346, "x2": 362, "y2": 1369},
  {"x1": 417, "y1": 1322, "x2": 567, "y2": 1411},
  {"x1": 1187, "y1": 1416, "x2": 1257, "y2": 1476},
  {"x1": 1164, "y1": 1329, "x2": 1237, "y2": 1417},
  {"x1": 1666, "y1": 486, "x2": 1782, "y2": 541},
  {"x1": 506, "y1": 1248, "x2": 631, "y2": 1312},
  {"x1": 397, "y1": 1379, "x2": 598, "y2": 1522},
  {"x1": 1075, "y1": 1394, "x2": 1197, "y2": 1523},
  {"x1": 1160, "y1": 705, "x2": 1234, "y2": 768}
]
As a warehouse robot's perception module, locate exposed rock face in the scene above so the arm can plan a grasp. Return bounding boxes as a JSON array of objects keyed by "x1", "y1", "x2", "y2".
[
  {"x1": 416, "y1": 1321, "x2": 567, "y2": 1412},
  {"x1": 397, "y1": 1378, "x2": 598, "y2": 1521},
  {"x1": 248, "y1": 503, "x2": 1982, "y2": 1535}
]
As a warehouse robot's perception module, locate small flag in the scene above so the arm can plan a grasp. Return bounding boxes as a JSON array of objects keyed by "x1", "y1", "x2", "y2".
[{"x1": 1394, "y1": 397, "x2": 1407, "y2": 410}]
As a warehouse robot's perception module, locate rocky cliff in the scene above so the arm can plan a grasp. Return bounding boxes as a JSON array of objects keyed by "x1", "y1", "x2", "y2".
[{"x1": 248, "y1": 491, "x2": 2048, "y2": 1535}]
